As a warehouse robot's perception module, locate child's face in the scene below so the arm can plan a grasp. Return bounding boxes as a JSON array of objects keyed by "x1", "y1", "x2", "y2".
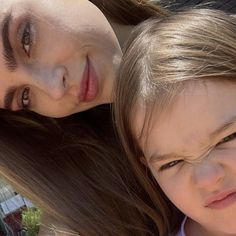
[{"x1": 134, "y1": 80, "x2": 236, "y2": 235}]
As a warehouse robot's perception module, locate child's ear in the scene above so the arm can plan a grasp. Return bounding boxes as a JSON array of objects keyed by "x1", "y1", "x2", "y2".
[{"x1": 139, "y1": 156, "x2": 148, "y2": 167}]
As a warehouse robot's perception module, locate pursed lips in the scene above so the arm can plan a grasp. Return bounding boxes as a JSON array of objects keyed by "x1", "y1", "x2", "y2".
[
  {"x1": 78, "y1": 56, "x2": 89, "y2": 102},
  {"x1": 78, "y1": 56, "x2": 99, "y2": 103},
  {"x1": 204, "y1": 188, "x2": 236, "y2": 209}
]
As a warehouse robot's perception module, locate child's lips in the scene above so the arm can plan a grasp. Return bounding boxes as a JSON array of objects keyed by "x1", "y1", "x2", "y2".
[
  {"x1": 205, "y1": 189, "x2": 236, "y2": 209},
  {"x1": 79, "y1": 56, "x2": 99, "y2": 103}
]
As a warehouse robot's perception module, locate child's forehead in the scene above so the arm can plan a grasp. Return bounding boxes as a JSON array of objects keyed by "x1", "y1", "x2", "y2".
[{"x1": 134, "y1": 80, "x2": 236, "y2": 156}]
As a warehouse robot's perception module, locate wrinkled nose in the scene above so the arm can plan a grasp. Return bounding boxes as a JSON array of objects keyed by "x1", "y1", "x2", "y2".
[
  {"x1": 192, "y1": 158, "x2": 225, "y2": 188},
  {"x1": 31, "y1": 65, "x2": 67, "y2": 100}
]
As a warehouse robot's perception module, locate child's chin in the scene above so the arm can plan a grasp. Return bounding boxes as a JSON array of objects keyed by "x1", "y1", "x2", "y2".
[{"x1": 208, "y1": 223, "x2": 236, "y2": 235}]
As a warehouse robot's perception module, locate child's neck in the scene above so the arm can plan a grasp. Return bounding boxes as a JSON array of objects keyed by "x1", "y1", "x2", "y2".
[{"x1": 185, "y1": 218, "x2": 234, "y2": 236}]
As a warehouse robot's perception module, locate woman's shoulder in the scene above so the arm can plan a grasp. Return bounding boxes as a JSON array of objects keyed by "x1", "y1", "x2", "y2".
[{"x1": 160, "y1": 0, "x2": 236, "y2": 13}]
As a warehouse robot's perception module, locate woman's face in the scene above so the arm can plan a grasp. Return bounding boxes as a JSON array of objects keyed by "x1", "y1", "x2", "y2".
[{"x1": 0, "y1": 0, "x2": 122, "y2": 117}]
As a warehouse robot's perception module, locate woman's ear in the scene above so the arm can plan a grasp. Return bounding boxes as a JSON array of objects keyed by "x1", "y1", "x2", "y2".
[{"x1": 139, "y1": 156, "x2": 148, "y2": 167}]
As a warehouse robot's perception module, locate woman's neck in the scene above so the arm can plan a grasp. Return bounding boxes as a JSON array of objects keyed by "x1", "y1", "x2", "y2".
[{"x1": 108, "y1": 19, "x2": 134, "y2": 50}]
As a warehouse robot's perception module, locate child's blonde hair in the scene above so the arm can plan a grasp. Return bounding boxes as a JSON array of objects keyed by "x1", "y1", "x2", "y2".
[
  {"x1": 114, "y1": 8, "x2": 236, "y2": 233},
  {"x1": 115, "y1": 8, "x2": 236, "y2": 152}
]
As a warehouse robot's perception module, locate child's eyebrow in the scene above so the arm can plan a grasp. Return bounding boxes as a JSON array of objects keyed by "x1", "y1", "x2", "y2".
[
  {"x1": 149, "y1": 153, "x2": 185, "y2": 164},
  {"x1": 209, "y1": 116, "x2": 236, "y2": 140},
  {"x1": 149, "y1": 116, "x2": 236, "y2": 164}
]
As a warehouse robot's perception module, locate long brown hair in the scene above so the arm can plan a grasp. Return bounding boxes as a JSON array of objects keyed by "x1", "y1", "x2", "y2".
[
  {"x1": 0, "y1": 106, "x2": 178, "y2": 236},
  {"x1": 114, "y1": 8, "x2": 236, "y2": 234},
  {"x1": 0, "y1": 107, "x2": 155, "y2": 235},
  {"x1": 90, "y1": 0, "x2": 169, "y2": 25}
]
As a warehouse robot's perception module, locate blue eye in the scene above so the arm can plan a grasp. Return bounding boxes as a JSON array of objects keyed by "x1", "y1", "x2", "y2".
[
  {"x1": 159, "y1": 160, "x2": 183, "y2": 171},
  {"x1": 217, "y1": 132, "x2": 236, "y2": 146},
  {"x1": 21, "y1": 22, "x2": 32, "y2": 57}
]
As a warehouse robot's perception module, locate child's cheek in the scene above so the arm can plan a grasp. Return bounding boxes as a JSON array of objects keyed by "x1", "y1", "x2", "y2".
[{"x1": 211, "y1": 147, "x2": 236, "y2": 166}]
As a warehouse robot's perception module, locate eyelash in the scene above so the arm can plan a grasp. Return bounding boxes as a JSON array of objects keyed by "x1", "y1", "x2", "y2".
[
  {"x1": 216, "y1": 132, "x2": 236, "y2": 146},
  {"x1": 159, "y1": 160, "x2": 183, "y2": 171},
  {"x1": 21, "y1": 87, "x2": 31, "y2": 110},
  {"x1": 21, "y1": 21, "x2": 32, "y2": 57}
]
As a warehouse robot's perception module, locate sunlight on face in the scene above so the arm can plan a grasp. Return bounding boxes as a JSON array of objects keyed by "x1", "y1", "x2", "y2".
[
  {"x1": 135, "y1": 80, "x2": 236, "y2": 235},
  {"x1": 0, "y1": 0, "x2": 122, "y2": 117}
]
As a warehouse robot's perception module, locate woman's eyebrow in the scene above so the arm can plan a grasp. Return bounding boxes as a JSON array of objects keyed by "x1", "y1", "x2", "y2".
[{"x1": 2, "y1": 12, "x2": 17, "y2": 71}]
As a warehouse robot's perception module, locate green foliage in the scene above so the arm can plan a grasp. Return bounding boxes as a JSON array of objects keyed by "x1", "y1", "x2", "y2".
[{"x1": 22, "y1": 208, "x2": 42, "y2": 236}]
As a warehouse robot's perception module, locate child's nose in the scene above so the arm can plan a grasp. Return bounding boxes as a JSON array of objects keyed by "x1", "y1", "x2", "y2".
[{"x1": 192, "y1": 158, "x2": 225, "y2": 189}]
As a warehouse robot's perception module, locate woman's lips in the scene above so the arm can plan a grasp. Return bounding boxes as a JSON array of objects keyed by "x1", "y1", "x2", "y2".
[
  {"x1": 79, "y1": 57, "x2": 99, "y2": 102},
  {"x1": 205, "y1": 190, "x2": 236, "y2": 209}
]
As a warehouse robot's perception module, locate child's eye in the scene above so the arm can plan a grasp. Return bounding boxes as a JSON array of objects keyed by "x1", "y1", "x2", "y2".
[
  {"x1": 21, "y1": 87, "x2": 31, "y2": 110},
  {"x1": 159, "y1": 160, "x2": 183, "y2": 171},
  {"x1": 216, "y1": 132, "x2": 236, "y2": 146},
  {"x1": 21, "y1": 22, "x2": 32, "y2": 57}
]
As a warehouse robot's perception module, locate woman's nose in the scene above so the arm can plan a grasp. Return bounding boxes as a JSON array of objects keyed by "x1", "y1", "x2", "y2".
[
  {"x1": 192, "y1": 158, "x2": 225, "y2": 189},
  {"x1": 30, "y1": 65, "x2": 67, "y2": 100}
]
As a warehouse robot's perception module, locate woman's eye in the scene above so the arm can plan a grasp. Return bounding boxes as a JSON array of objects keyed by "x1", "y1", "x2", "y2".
[
  {"x1": 217, "y1": 132, "x2": 236, "y2": 146},
  {"x1": 21, "y1": 22, "x2": 32, "y2": 57},
  {"x1": 21, "y1": 87, "x2": 30, "y2": 110},
  {"x1": 159, "y1": 160, "x2": 183, "y2": 171}
]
